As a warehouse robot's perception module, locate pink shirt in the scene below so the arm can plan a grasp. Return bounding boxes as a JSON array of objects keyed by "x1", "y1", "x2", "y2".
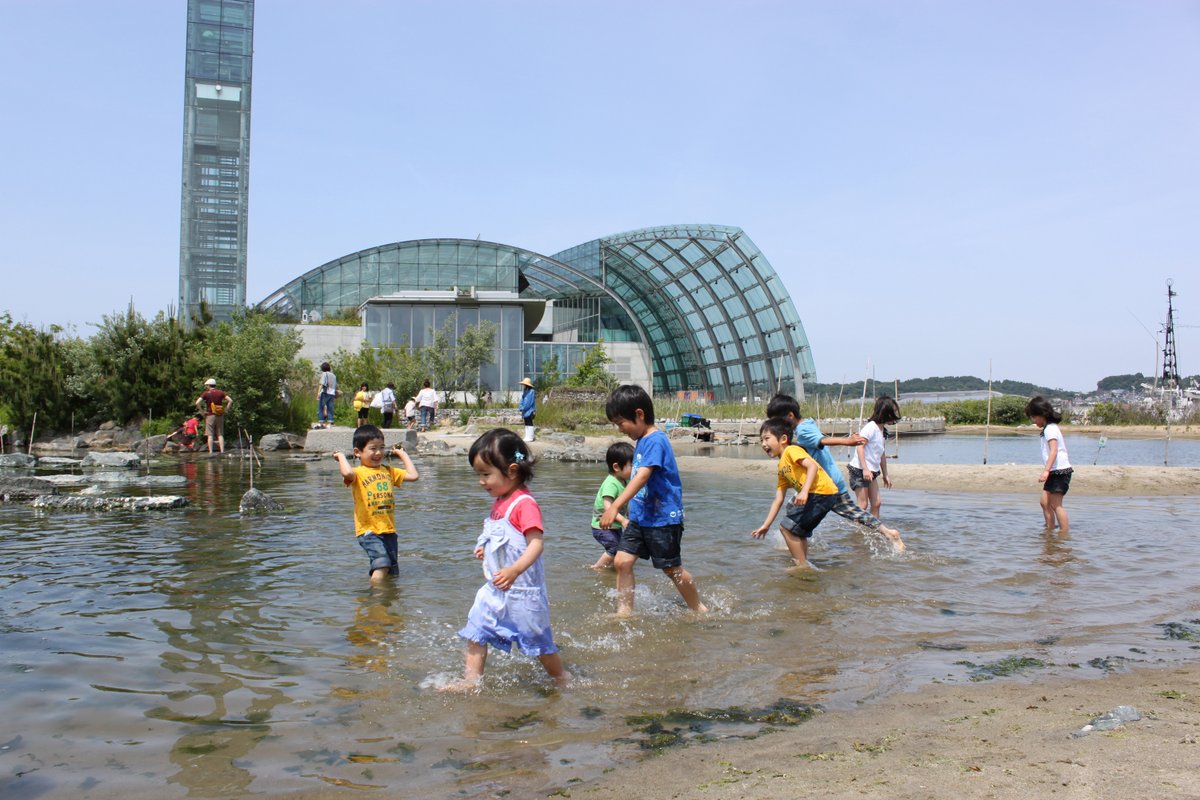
[{"x1": 490, "y1": 488, "x2": 543, "y2": 536}]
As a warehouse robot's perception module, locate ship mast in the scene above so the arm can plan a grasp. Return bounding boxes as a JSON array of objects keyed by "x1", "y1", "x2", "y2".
[{"x1": 1161, "y1": 280, "x2": 1178, "y2": 389}]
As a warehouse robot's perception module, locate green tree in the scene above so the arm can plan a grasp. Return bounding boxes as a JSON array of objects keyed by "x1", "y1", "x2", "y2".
[
  {"x1": 90, "y1": 305, "x2": 204, "y2": 425},
  {"x1": 203, "y1": 310, "x2": 304, "y2": 437},
  {"x1": 0, "y1": 314, "x2": 72, "y2": 433},
  {"x1": 534, "y1": 354, "x2": 561, "y2": 394},
  {"x1": 418, "y1": 316, "x2": 497, "y2": 405},
  {"x1": 330, "y1": 344, "x2": 426, "y2": 404},
  {"x1": 566, "y1": 341, "x2": 617, "y2": 390}
]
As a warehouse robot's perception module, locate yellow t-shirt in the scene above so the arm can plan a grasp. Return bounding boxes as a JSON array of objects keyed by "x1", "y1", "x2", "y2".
[
  {"x1": 345, "y1": 464, "x2": 407, "y2": 536},
  {"x1": 776, "y1": 445, "x2": 839, "y2": 496}
]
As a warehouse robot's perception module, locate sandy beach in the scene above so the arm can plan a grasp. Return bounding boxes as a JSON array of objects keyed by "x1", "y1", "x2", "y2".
[{"x1": 572, "y1": 663, "x2": 1200, "y2": 800}]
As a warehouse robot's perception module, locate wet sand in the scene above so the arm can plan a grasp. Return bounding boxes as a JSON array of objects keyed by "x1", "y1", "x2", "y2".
[{"x1": 573, "y1": 663, "x2": 1200, "y2": 800}]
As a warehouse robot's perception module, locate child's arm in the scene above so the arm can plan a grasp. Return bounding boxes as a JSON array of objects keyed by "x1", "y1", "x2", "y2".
[
  {"x1": 822, "y1": 434, "x2": 866, "y2": 448},
  {"x1": 491, "y1": 529, "x2": 545, "y2": 590},
  {"x1": 751, "y1": 487, "x2": 787, "y2": 538},
  {"x1": 392, "y1": 446, "x2": 419, "y2": 481},
  {"x1": 880, "y1": 453, "x2": 891, "y2": 488},
  {"x1": 332, "y1": 451, "x2": 355, "y2": 481},
  {"x1": 795, "y1": 456, "x2": 819, "y2": 506},
  {"x1": 601, "y1": 495, "x2": 629, "y2": 528},
  {"x1": 598, "y1": 466, "x2": 653, "y2": 528},
  {"x1": 856, "y1": 442, "x2": 872, "y2": 481},
  {"x1": 1040, "y1": 438, "x2": 1058, "y2": 483}
]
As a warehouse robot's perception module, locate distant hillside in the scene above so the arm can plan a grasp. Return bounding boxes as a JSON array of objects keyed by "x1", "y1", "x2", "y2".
[{"x1": 803, "y1": 375, "x2": 1073, "y2": 399}]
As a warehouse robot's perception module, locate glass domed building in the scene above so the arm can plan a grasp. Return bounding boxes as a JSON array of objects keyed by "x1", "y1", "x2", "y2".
[{"x1": 259, "y1": 224, "x2": 816, "y2": 400}]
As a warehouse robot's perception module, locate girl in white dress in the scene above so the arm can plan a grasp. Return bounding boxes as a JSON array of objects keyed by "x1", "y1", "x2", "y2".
[{"x1": 848, "y1": 396, "x2": 901, "y2": 518}]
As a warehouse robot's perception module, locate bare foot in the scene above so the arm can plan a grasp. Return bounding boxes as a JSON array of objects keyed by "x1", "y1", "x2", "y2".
[
  {"x1": 551, "y1": 670, "x2": 572, "y2": 690},
  {"x1": 437, "y1": 677, "x2": 481, "y2": 693}
]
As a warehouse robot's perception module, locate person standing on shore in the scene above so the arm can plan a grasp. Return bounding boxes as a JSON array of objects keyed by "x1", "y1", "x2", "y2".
[
  {"x1": 378, "y1": 382, "x2": 397, "y2": 429},
  {"x1": 416, "y1": 380, "x2": 438, "y2": 431},
  {"x1": 195, "y1": 378, "x2": 232, "y2": 454},
  {"x1": 519, "y1": 377, "x2": 537, "y2": 442},
  {"x1": 1026, "y1": 396, "x2": 1071, "y2": 532},
  {"x1": 317, "y1": 362, "x2": 337, "y2": 429}
]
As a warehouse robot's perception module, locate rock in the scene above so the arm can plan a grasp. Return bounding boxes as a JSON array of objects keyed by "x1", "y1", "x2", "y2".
[
  {"x1": 79, "y1": 485, "x2": 106, "y2": 495},
  {"x1": 136, "y1": 435, "x2": 168, "y2": 453},
  {"x1": 0, "y1": 453, "x2": 37, "y2": 468},
  {"x1": 239, "y1": 487, "x2": 284, "y2": 514},
  {"x1": 37, "y1": 456, "x2": 82, "y2": 466},
  {"x1": 0, "y1": 476, "x2": 58, "y2": 502},
  {"x1": 540, "y1": 446, "x2": 605, "y2": 463},
  {"x1": 87, "y1": 473, "x2": 189, "y2": 488},
  {"x1": 419, "y1": 438, "x2": 451, "y2": 453},
  {"x1": 287, "y1": 453, "x2": 323, "y2": 462},
  {"x1": 31, "y1": 494, "x2": 188, "y2": 511},
  {"x1": 259, "y1": 433, "x2": 305, "y2": 451},
  {"x1": 99, "y1": 421, "x2": 119, "y2": 431},
  {"x1": 462, "y1": 424, "x2": 479, "y2": 436},
  {"x1": 81, "y1": 452, "x2": 141, "y2": 469},
  {"x1": 1072, "y1": 705, "x2": 1142, "y2": 737},
  {"x1": 542, "y1": 431, "x2": 586, "y2": 445},
  {"x1": 35, "y1": 474, "x2": 90, "y2": 487}
]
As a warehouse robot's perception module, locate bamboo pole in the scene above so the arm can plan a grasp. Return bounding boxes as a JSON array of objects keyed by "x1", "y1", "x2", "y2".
[
  {"x1": 27, "y1": 412, "x2": 37, "y2": 456},
  {"x1": 893, "y1": 378, "x2": 901, "y2": 460},
  {"x1": 983, "y1": 360, "x2": 993, "y2": 465}
]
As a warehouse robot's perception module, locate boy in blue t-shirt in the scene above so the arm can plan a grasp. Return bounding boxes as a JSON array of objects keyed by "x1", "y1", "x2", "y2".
[
  {"x1": 766, "y1": 394, "x2": 905, "y2": 552},
  {"x1": 599, "y1": 385, "x2": 707, "y2": 617}
]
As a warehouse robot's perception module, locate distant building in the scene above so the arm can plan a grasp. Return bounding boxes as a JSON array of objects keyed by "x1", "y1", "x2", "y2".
[
  {"x1": 900, "y1": 390, "x2": 1005, "y2": 404},
  {"x1": 178, "y1": 0, "x2": 254, "y2": 324},
  {"x1": 259, "y1": 225, "x2": 817, "y2": 400}
]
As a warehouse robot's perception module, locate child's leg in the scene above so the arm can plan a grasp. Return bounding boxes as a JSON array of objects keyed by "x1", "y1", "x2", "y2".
[
  {"x1": 1047, "y1": 492, "x2": 1069, "y2": 531},
  {"x1": 464, "y1": 641, "x2": 487, "y2": 683},
  {"x1": 1039, "y1": 491, "x2": 1055, "y2": 528},
  {"x1": 854, "y1": 486, "x2": 869, "y2": 510},
  {"x1": 592, "y1": 552, "x2": 614, "y2": 570},
  {"x1": 537, "y1": 652, "x2": 569, "y2": 689},
  {"x1": 866, "y1": 481, "x2": 883, "y2": 518},
  {"x1": 369, "y1": 567, "x2": 389, "y2": 583},
  {"x1": 832, "y1": 492, "x2": 904, "y2": 549},
  {"x1": 780, "y1": 527, "x2": 809, "y2": 566},
  {"x1": 662, "y1": 566, "x2": 707, "y2": 612},
  {"x1": 613, "y1": 551, "x2": 637, "y2": 615}
]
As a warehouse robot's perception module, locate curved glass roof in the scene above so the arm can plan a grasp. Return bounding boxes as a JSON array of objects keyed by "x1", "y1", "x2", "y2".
[
  {"x1": 259, "y1": 226, "x2": 815, "y2": 399},
  {"x1": 554, "y1": 225, "x2": 815, "y2": 398}
]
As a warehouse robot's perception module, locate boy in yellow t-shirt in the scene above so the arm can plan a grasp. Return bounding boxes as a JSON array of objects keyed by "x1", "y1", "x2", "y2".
[
  {"x1": 750, "y1": 417, "x2": 841, "y2": 569},
  {"x1": 333, "y1": 424, "x2": 420, "y2": 583}
]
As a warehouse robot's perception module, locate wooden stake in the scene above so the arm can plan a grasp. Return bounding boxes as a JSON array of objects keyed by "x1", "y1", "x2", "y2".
[
  {"x1": 983, "y1": 360, "x2": 993, "y2": 465},
  {"x1": 28, "y1": 412, "x2": 37, "y2": 456}
]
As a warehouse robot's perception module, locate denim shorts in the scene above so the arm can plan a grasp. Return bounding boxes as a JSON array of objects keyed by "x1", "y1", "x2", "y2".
[
  {"x1": 848, "y1": 465, "x2": 876, "y2": 491},
  {"x1": 1044, "y1": 468, "x2": 1073, "y2": 495},
  {"x1": 781, "y1": 493, "x2": 839, "y2": 538},
  {"x1": 618, "y1": 521, "x2": 683, "y2": 569},
  {"x1": 358, "y1": 532, "x2": 399, "y2": 575},
  {"x1": 591, "y1": 526, "x2": 622, "y2": 556}
]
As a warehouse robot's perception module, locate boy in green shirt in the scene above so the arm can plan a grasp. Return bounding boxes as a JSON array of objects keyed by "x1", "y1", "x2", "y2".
[{"x1": 589, "y1": 442, "x2": 634, "y2": 570}]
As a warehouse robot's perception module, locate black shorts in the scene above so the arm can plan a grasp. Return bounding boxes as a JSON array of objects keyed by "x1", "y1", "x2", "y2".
[
  {"x1": 848, "y1": 465, "x2": 876, "y2": 491},
  {"x1": 591, "y1": 527, "x2": 622, "y2": 557},
  {"x1": 780, "y1": 493, "x2": 839, "y2": 538},
  {"x1": 1044, "y1": 468, "x2": 1073, "y2": 495},
  {"x1": 357, "y1": 407, "x2": 370, "y2": 420},
  {"x1": 617, "y1": 521, "x2": 683, "y2": 569}
]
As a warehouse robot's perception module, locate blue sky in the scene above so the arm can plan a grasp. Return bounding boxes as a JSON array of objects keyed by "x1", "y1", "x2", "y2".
[{"x1": 1, "y1": 0, "x2": 1196, "y2": 391}]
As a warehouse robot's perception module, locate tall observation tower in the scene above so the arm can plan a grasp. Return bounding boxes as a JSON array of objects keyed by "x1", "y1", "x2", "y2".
[{"x1": 178, "y1": 0, "x2": 254, "y2": 325}]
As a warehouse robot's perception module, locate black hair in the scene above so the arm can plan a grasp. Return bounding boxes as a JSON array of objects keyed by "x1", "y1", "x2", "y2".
[
  {"x1": 423, "y1": 379, "x2": 431, "y2": 388},
  {"x1": 766, "y1": 393, "x2": 801, "y2": 420},
  {"x1": 468, "y1": 428, "x2": 535, "y2": 484},
  {"x1": 386, "y1": 382, "x2": 395, "y2": 389},
  {"x1": 360, "y1": 382, "x2": 369, "y2": 390},
  {"x1": 352, "y1": 424, "x2": 385, "y2": 451},
  {"x1": 321, "y1": 362, "x2": 331, "y2": 371},
  {"x1": 1025, "y1": 396, "x2": 1062, "y2": 424},
  {"x1": 868, "y1": 396, "x2": 902, "y2": 426},
  {"x1": 605, "y1": 384, "x2": 655, "y2": 424},
  {"x1": 605, "y1": 441, "x2": 635, "y2": 472},
  {"x1": 759, "y1": 417, "x2": 795, "y2": 442}
]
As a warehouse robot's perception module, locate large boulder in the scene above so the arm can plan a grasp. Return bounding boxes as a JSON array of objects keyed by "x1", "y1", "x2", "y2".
[
  {"x1": 35, "y1": 474, "x2": 90, "y2": 487},
  {"x1": 0, "y1": 476, "x2": 57, "y2": 502},
  {"x1": 239, "y1": 487, "x2": 284, "y2": 514},
  {"x1": 0, "y1": 453, "x2": 37, "y2": 468},
  {"x1": 81, "y1": 452, "x2": 141, "y2": 469},
  {"x1": 32, "y1": 495, "x2": 189, "y2": 511},
  {"x1": 259, "y1": 433, "x2": 305, "y2": 451},
  {"x1": 38, "y1": 456, "x2": 82, "y2": 466}
]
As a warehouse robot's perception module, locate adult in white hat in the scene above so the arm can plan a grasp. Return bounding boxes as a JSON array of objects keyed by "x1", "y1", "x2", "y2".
[
  {"x1": 518, "y1": 377, "x2": 536, "y2": 442},
  {"x1": 194, "y1": 378, "x2": 233, "y2": 454}
]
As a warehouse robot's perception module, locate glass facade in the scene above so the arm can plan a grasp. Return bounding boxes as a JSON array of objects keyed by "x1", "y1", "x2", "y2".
[
  {"x1": 259, "y1": 226, "x2": 815, "y2": 398},
  {"x1": 178, "y1": 0, "x2": 254, "y2": 324}
]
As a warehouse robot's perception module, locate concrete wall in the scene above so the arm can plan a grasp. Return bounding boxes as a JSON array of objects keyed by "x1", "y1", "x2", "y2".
[
  {"x1": 605, "y1": 341, "x2": 653, "y2": 388},
  {"x1": 280, "y1": 324, "x2": 363, "y2": 369}
]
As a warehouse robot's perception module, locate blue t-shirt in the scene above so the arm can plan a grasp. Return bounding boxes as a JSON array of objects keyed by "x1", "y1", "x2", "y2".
[
  {"x1": 630, "y1": 429, "x2": 684, "y2": 527},
  {"x1": 792, "y1": 418, "x2": 849, "y2": 494}
]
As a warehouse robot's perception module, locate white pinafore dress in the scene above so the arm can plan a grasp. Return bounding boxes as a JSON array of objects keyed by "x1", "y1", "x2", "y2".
[{"x1": 457, "y1": 493, "x2": 557, "y2": 655}]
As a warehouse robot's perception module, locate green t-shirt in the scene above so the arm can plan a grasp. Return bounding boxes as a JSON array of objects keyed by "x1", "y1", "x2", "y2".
[{"x1": 591, "y1": 474, "x2": 626, "y2": 530}]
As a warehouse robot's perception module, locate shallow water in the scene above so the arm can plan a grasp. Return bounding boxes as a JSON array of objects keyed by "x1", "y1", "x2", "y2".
[
  {"x1": 706, "y1": 431, "x2": 1200, "y2": 467},
  {"x1": 2, "y1": 454, "x2": 1199, "y2": 799}
]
